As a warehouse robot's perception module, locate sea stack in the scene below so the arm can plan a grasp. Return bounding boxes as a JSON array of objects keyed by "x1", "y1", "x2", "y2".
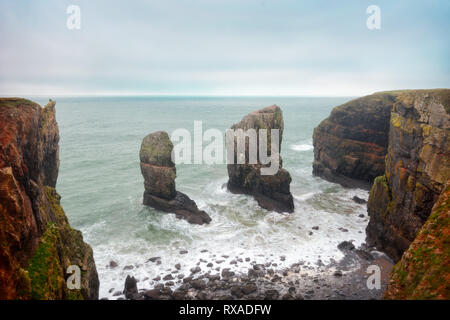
[
  {"x1": 140, "y1": 131, "x2": 211, "y2": 225},
  {"x1": 227, "y1": 105, "x2": 294, "y2": 213}
]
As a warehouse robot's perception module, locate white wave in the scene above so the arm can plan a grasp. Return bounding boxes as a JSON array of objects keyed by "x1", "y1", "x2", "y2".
[{"x1": 290, "y1": 144, "x2": 313, "y2": 152}]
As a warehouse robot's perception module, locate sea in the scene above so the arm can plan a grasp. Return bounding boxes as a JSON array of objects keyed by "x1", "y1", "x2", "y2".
[{"x1": 30, "y1": 96, "x2": 369, "y2": 299}]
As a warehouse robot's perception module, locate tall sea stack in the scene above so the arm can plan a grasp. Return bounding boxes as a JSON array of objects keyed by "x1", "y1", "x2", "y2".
[
  {"x1": 0, "y1": 98, "x2": 99, "y2": 300},
  {"x1": 227, "y1": 105, "x2": 294, "y2": 213},
  {"x1": 140, "y1": 131, "x2": 211, "y2": 225}
]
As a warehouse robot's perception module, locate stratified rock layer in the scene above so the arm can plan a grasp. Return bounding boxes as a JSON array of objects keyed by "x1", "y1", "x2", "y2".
[
  {"x1": 227, "y1": 105, "x2": 294, "y2": 213},
  {"x1": 384, "y1": 183, "x2": 450, "y2": 300},
  {"x1": 0, "y1": 98, "x2": 99, "y2": 300},
  {"x1": 313, "y1": 92, "x2": 397, "y2": 188},
  {"x1": 140, "y1": 131, "x2": 211, "y2": 225},
  {"x1": 366, "y1": 90, "x2": 450, "y2": 262}
]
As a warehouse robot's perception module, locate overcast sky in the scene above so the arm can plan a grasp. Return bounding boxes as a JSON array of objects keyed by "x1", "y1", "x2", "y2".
[{"x1": 0, "y1": 0, "x2": 449, "y2": 96}]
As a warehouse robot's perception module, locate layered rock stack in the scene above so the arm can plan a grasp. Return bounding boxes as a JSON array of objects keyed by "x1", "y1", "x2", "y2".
[
  {"x1": 140, "y1": 131, "x2": 211, "y2": 225},
  {"x1": 227, "y1": 105, "x2": 294, "y2": 213},
  {"x1": 0, "y1": 98, "x2": 99, "y2": 300},
  {"x1": 366, "y1": 90, "x2": 450, "y2": 261}
]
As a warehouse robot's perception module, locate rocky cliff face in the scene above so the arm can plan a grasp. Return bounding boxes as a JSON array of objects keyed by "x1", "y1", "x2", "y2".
[
  {"x1": 313, "y1": 90, "x2": 449, "y2": 299},
  {"x1": 0, "y1": 98, "x2": 99, "y2": 300},
  {"x1": 140, "y1": 131, "x2": 211, "y2": 225},
  {"x1": 227, "y1": 105, "x2": 294, "y2": 213},
  {"x1": 313, "y1": 92, "x2": 397, "y2": 188},
  {"x1": 383, "y1": 182, "x2": 449, "y2": 299},
  {"x1": 366, "y1": 90, "x2": 450, "y2": 262}
]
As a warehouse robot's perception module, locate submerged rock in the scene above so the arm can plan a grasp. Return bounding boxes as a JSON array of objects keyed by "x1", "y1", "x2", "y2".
[
  {"x1": 140, "y1": 131, "x2": 211, "y2": 225},
  {"x1": 352, "y1": 196, "x2": 367, "y2": 204},
  {"x1": 227, "y1": 105, "x2": 294, "y2": 213}
]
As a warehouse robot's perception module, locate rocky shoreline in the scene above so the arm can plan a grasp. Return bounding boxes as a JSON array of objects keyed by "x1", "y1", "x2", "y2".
[{"x1": 108, "y1": 240, "x2": 393, "y2": 300}]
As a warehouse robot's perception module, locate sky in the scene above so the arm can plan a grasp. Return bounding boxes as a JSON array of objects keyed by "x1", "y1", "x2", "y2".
[{"x1": 0, "y1": 0, "x2": 449, "y2": 96}]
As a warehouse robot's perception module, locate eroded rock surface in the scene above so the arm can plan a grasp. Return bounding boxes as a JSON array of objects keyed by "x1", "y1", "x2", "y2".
[
  {"x1": 313, "y1": 92, "x2": 396, "y2": 188},
  {"x1": 384, "y1": 183, "x2": 450, "y2": 300},
  {"x1": 140, "y1": 131, "x2": 211, "y2": 225},
  {"x1": 0, "y1": 98, "x2": 99, "y2": 300},
  {"x1": 366, "y1": 90, "x2": 450, "y2": 262},
  {"x1": 227, "y1": 105, "x2": 294, "y2": 213}
]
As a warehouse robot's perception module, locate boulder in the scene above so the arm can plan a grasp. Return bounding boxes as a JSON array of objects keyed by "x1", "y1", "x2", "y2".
[{"x1": 140, "y1": 131, "x2": 211, "y2": 224}]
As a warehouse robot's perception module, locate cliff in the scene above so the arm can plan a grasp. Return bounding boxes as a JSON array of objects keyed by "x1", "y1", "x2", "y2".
[
  {"x1": 383, "y1": 183, "x2": 449, "y2": 299},
  {"x1": 313, "y1": 92, "x2": 396, "y2": 188},
  {"x1": 0, "y1": 98, "x2": 99, "y2": 300},
  {"x1": 227, "y1": 105, "x2": 294, "y2": 213},
  {"x1": 313, "y1": 89, "x2": 449, "y2": 299},
  {"x1": 366, "y1": 90, "x2": 450, "y2": 261}
]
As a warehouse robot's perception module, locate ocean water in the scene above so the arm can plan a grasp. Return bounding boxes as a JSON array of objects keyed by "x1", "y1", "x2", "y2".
[{"x1": 32, "y1": 96, "x2": 369, "y2": 299}]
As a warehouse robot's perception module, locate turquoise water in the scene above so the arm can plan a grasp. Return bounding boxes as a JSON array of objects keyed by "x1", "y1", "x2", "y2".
[{"x1": 32, "y1": 96, "x2": 369, "y2": 298}]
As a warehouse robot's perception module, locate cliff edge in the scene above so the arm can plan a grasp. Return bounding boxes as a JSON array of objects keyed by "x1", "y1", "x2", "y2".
[
  {"x1": 366, "y1": 90, "x2": 449, "y2": 262},
  {"x1": 0, "y1": 98, "x2": 99, "y2": 299}
]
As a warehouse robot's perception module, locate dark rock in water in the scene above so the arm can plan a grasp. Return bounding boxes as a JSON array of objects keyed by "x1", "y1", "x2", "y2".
[
  {"x1": 152, "y1": 276, "x2": 161, "y2": 281},
  {"x1": 190, "y1": 266, "x2": 201, "y2": 274},
  {"x1": 140, "y1": 131, "x2": 211, "y2": 225},
  {"x1": 163, "y1": 274, "x2": 174, "y2": 281},
  {"x1": 147, "y1": 257, "x2": 160, "y2": 263},
  {"x1": 175, "y1": 263, "x2": 181, "y2": 270},
  {"x1": 123, "y1": 265, "x2": 134, "y2": 270},
  {"x1": 358, "y1": 214, "x2": 365, "y2": 218},
  {"x1": 337, "y1": 241, "x2": 355, "y2": 251},
  {"x1": 207, "y1": 262, "x2": 213, "y2": 267},
  {"x1": 312, "y1": 226, "x2": 319, "y2": 230},
  {"x1": 180, "y1": 250, "x2": 188, "y2": 254},
  {"x1": 109, "y1": 260, "x2": 118, "y2": 268},
  {"x1": 183, "y1": 276, "x2": 193, "y2": 283},
  {"x1": 226, "y1": 105, "x2": 294, "y2": 213},
  {"x1": 123, "y1": 275, "x2": 138, "y2": 299},
  {"x1": 352, "y1": 196, "x2": 367, "y2": 204}
]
